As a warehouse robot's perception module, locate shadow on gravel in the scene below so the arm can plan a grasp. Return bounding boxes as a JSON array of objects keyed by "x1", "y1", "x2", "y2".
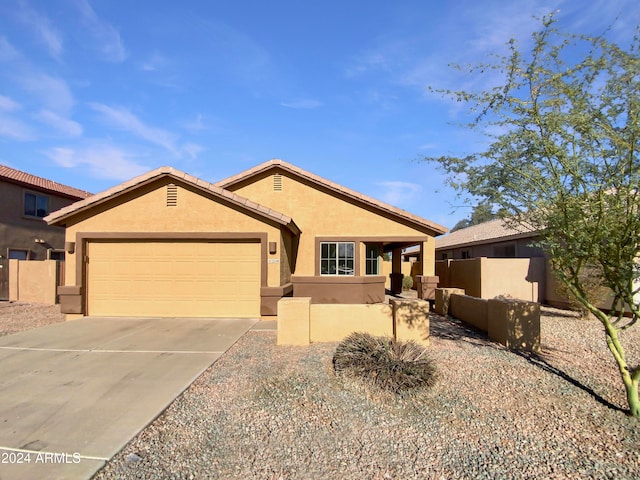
[
  {"x1": 514, "y1": 350, "x2": 627, "y2": 414},
  {"x1": 429, "y1": 315, "x2": 500, "y2": 349}
]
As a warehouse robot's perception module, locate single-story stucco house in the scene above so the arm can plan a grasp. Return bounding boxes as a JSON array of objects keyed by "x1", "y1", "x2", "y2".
[{"x1": 45, "y1": 159, "x2": 447, "y2": 319}]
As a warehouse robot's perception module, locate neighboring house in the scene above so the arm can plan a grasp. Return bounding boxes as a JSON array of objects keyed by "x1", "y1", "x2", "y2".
[
  {"x1": 45, "y1": 159, "x2": 447, "y2": 319},
  {"x1": 432, "y1": 219, "x2": 547, "y2": 302},
  {"x1": 434, "y1": 218, "x2": 542, "y2": 260},
  {"x1": 0, "y1": 165, "x2": 92, "y2": 300}
]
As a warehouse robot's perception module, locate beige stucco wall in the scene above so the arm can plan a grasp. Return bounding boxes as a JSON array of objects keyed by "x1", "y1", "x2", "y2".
[
  {"x1": 62, "y1": 178, "x2": 289, "y2": 288},
  {"x1": 9, "y1": 259, "x2": 59, "y2": 304},
  {"x1": 277, "y1": 297, "x2": 431, "y2": 346},
  {"x1": 1, "y1": 180, "x2": 76, "y2": 299},
  {"x1": 310, "y1": 303, "x2": 393, "y2": 342},
  {"x1": 436, "y1": 288, "x2": 540, "y2": 352},
  {"x1": 227, "y1": 170, "x2": 436, "y2": 277},
  {"x1": 436, "y1": 257, "x2": 545, "y2": 302},
  {"x1": 480, "y1": 257, "x2": 545, "y2": 302}
]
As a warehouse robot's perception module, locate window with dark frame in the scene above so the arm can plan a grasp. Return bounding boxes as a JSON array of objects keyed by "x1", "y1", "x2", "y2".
[
  {"x1": 493, "y1": 243, "x2": 516, "y2": 258},
  {"x1": 365, "y1": 243, "x2": 380, "y2": 275},
  {"x1": 320, "y1": 241, "x2": 354, "y2": 275},
  {"x1": 8, "y1": 249, "x2": 29, "y2": 260},
  {"x1": 24, "y1": 192, "x2": 49, "y2": 218}
]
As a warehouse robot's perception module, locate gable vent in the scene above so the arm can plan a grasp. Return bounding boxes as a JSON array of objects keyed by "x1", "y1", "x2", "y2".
[
  {"x1": 166, "y1": 183, "x2": 178, "y2": 206},
  {"x1": 273, "y1": 173, "x2": 283, "y2": 191}
]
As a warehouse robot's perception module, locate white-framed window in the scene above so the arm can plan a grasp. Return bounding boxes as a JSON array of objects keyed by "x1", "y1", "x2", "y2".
[
  {"x1": 24, "y1": 192, "x2": 49, "y2": 218},
  {"x1": 365, "y1": 243, "x2": 380, "y2": 275},
  {"x1": 320, "y1": 242, "x2": 354, "y2": 275}
]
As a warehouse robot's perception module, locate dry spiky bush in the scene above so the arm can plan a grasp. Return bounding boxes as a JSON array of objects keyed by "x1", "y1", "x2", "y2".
[{"x1": 333, "y1": 332, "x2": 437, "y2": 394}]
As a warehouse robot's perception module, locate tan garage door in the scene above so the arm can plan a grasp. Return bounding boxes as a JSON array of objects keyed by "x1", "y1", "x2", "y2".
[{"x1": 87, "y1": 241, "x2": 261, "y2": 317}]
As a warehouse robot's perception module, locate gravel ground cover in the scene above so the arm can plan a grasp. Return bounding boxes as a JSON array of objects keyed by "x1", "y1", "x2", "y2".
[
  {"x1": 1, "y1": 303, "x2": 638, "y2": 478},
  {"x1": 0, "y1": 301, "x2": 65, "y2": 336}
]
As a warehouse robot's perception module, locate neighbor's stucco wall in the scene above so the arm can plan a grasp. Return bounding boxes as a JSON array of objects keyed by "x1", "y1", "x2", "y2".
[
  {"x1": 1, "y1": 179, "x2": 71, "y2": 262},
  {"x1": 62, "y1": 178, "x2": 288, "y2": 288},
  {"x1": 227, "y1": 169, "x2": 437, "y2": 276}
]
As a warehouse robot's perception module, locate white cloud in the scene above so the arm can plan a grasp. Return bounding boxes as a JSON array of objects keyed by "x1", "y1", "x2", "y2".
[
  {"x1": 0, "y1": 36, "x2": 20, "y2": 62},
  {"x1": 21, "y1": 72, "x2": 74, "y2": 115},
  {"x1": 280, "y1": 99, "x2": 323, "y2": 109},
  {"x1": 184, "y1": 114, "x2": 208, "y2": 132},
  {"x1": 35, "y1": 110, "x2": 83, "y2": 137},
  {"x1": 374, "y1": 181, "x2": 422, "y2": 207},
  {"x1": 16, "y1": 1, "x2": 64, "y2": 60},
  {"x1": 140, "y1": 52, "x2": 167, "y2": 72},
  {"x1": 181, "y1": 142, "x2": 204, "y2": 159},
  {"x1": 0, "y1": 95, "x2": 22, "y2": 112},
  {"x1": 45, "y1": 144, "x2": 149, "y2": 181},
  {"x1": 89, "y1": 103, "x2": 179, "y2": 155},
  {"x1": 0, "y1": 114, "x2": 35, "y2": 141},
  {"x1": 74, "y1": 0, "x2": 126, "y2": 62}
]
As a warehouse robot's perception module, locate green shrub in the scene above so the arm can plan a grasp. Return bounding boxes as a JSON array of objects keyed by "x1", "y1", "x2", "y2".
[
  {"x1": 402, "y1": 275, "x2": 414, "y2": 290},
  {"x1": 333, "y1": 332, "x2": 437, "y2": 394}
]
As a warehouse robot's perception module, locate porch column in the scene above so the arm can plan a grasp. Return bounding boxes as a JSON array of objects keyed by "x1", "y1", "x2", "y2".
[
  {"x1": 419, "y1": 239, "x2": 434, "y2": 276},
  {"x1": 416, "y1": 239, "x2": 439, "y2": 300},
  {"x1": 390, "y1": 247, "x2": 403, "y2": 294}
]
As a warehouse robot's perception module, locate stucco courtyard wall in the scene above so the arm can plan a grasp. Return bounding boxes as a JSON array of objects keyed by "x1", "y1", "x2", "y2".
[
  {"x1": 9, "y1": 259, "x2": 60, "y2": 304},
  {"x1": 277, "y1": 298, "x2": 430, "y2": 346},
  {"x1": 436, "y1": 257, "x2": 545, "y2": 302}
]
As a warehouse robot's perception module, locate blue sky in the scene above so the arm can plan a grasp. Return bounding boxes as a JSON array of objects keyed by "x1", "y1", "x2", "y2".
[{"x1": 1, "y1": 0, "x2": 638, "y2": 229}]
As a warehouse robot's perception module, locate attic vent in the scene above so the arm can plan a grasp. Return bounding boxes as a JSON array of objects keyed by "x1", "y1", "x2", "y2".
[
  {"x1": 166, "y1": 183, "x2": 178, "y2": 206},
  {"x1": 273, "y1": 173, "x2": 282, "y2": 191}
]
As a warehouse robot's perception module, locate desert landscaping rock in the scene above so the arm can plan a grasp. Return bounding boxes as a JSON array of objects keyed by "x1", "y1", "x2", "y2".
[
  {"x1": 1, "y1": 303, "x2": 638, "y2": 478},
  {"x1": 0, "y1": 301, "x2": 65, "y2": 336}
]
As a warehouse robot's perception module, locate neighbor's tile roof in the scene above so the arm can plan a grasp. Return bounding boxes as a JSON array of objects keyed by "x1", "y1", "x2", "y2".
[
  {"x1": 216, "y1": 159, "x2": 448, "y2": 236},
  {"x1": 44, "y1": 166, "x2": 301, "y2": 234},
  {"x1": 435, "y1": 218, "x2": 537, "y2": 250},
  {"x1": 0, "y1": 164, "x2": 92, "y2": 200}
]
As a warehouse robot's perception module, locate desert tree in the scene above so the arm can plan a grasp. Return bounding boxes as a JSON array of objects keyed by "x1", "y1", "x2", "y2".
[{"x1": 427, "y1": 16, "x2": 640, "y2": 416}]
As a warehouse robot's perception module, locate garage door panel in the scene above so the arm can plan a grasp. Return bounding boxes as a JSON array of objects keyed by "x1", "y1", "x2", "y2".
[{"x1": 87, "y1": 242, "x2": 260, "y2": 317}]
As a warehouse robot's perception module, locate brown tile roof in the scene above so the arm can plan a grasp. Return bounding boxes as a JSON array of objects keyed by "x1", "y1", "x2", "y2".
[
  {"x1": 44, "y1": 166, "x2": 301, "y2": 234},
  {"x1": 435, "y1": 218, "x2": 537, "y2": 250},
  {"x1": 216, "y1": 159, "x2": 448, "y2": 236},
  {"x1": 0, "y1": 164, "x2": 92, "y2": 200}
]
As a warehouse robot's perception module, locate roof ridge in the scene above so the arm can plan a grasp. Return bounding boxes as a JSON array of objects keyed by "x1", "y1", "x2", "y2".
[
  {"x1": 435, "y1": 218, "x2": 537, "y2": 249},
  {"x1": 216, "y1": 159, "x2": 448, "y2": 235},
  {"x1": 44, "y1": 165, "x2": 300, "y2": 234}
]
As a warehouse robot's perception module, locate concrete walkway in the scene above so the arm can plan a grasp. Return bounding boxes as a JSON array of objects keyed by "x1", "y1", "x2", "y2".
[{"x1": 0, "y1": 316, "x2": 257, "y2": 480}]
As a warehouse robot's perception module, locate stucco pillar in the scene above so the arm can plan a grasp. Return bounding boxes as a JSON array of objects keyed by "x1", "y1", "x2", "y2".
[
  {"x1": 390, "y1": 247, "x2": 403, "y2": 294},
  {"x1": 419, "y1": 240, "x2": 434, "y2": 276}
]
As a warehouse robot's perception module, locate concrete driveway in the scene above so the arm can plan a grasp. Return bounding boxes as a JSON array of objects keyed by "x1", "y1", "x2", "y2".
[{"x1": 0, "y1": 316, "x2": 258, "y2": 480}]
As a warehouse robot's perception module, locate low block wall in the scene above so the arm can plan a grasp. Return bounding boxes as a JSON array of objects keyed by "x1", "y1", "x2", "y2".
[
  {"x1": 277, "y1": 298, "x2": 430, "y2": 346},
  {"x1": 309, "y1": 303, "x2": 393, "y2": 342},
  {"x1": 435, "y1": 288, "x2": 540, "y2": 352},
  {"x1": 9, "y1": 259, "x2": 60, "y2": 305},
  {"x1": 449, "y1": 294, "x2": 488, "y2": 331}
]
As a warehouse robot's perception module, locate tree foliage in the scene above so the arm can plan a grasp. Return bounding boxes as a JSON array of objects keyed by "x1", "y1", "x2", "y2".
[
  {"x1": 450, "y1": 201, "x2": 504, "y2": 232},
  {"x1": 427, "y1": 17, "x2": 640, "y2": 416}
]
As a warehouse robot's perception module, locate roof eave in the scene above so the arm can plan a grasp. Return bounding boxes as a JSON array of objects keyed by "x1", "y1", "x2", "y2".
[{"x1": 435, "y1": 231, "x2": 539, "y2": 251}]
